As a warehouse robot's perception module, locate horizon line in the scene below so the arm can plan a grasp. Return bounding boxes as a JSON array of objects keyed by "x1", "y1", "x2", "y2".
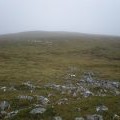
[{"x1": 0, "y1": 30, "x2": 120, "y2": 38}]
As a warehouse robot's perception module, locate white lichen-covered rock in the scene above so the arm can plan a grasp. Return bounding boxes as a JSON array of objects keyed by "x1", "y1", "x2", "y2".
[
  {"x1": 83, "y1": 90, "x2": 93, "y2": 97},
  {"x1": 0, "y1": 86, "x2": 7, "y2": 92},
  {"x1": 96, "y1": 105, "x2": 108, "y2": 112},
  {"x1": 113, "y1": 114, "x2": 120, "y2": 120},
  {"x1": 73, "y1": 92, "x2": 77, "y2": 97},
  {"x1": 69, "y1": 74, "x2": 76, "y2": 77},
  {"x1": 0, "y1": 101, "x2": 10, "y2": 111},
  {"x1": 9, "y1": 86, "x2": 16, "y2": 91},
  {"x1": 30, "y1": 107, "x2": 46, "y2": 114},
  {"x1": 44, "y1": 72, "x2": 120, "y2": 97},
  {"x1": 86, "y1": 114, "x2": 103, "y2": 120},
  {"x1": 0, "y1": 111, "x2": 7, "y2": 115},
  {"x1": 5, "y1": 110, "x2": 18, "y2": 119},
  {"x1": 57, "y1": 98, "x2": 68, "y2": 105},
  {"x1": 22, "y1": 81, "x2": 36, "y2": 89},
  {"x1": 37, "y1": 96, "x2": 49, "y2": 105},
  {"x1": 18, "y1": 95, "x2": 33, "y2": 101},
  {"x1": 53, "y1": 116, "x2": 62, "y2": 120},
  {"x1": 75, "y1": 117, "x2": 85, "y2": 120},
  {"x1": 83, "y1": 72, "x2": 94, "y2": 83},
  {"x1": 115, "y1": 90, "x2": 120, "y2": 95}
]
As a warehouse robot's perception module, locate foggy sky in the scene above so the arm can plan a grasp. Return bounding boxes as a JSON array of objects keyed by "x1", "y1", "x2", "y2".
[{"x1": 0, "y1": 0, "x2": 120, "y2": 36}]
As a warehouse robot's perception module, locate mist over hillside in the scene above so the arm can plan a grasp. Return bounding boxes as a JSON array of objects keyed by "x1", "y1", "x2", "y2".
[{"x1": 0, "y1": 31, "x2": 120, "y2": 41}]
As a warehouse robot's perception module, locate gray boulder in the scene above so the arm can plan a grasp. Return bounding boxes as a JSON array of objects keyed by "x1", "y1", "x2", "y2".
[
  {"x1": 83, "y1": 90, "x2": 93, "y2": 97},
  {"x1": 5, "y1": 110, "x2": 18, "y2": 119},
  {"x1": 22, "y1": 81, "x2": 36, "y2": 89},
  {"x1": 9, "y1": 86, "x2": 16, "y2": 91},
  {"x1": 113, "y1": 114, "x2": 120, "y2": 120},
  {"x1": 0, "y1": 101, "x2": 10, "y2": 111},
  {"x1": 75, "y1": 117, "x2": 85, "y2": 120},
  {"x1": 96, "y1": 105, "x2": 108, "y2": 112},
  {"x1": 30, "y1": 107, "x2": 46, "y2": 114},
  {"x1": 37, "y1": 96, "x2": 49, "y2": 105},
  {"x1": 57, "y1": 98, "x2": 68, "y2": 105},
  {"x1": 0, "y1": 86, "x2": 7, "y2": 92},
  {"x1": 83, "y1": 72, "x2": 94, "y2": 83},
  {"x1": 53, "y1": 116, "x2": 62, "y2": 120},
  {"x1": 18, "y1": 95, "x2": 33, "y2": 101},
  {"x1": 86, "y1": 114, "x2": 103, "y2": 120}
]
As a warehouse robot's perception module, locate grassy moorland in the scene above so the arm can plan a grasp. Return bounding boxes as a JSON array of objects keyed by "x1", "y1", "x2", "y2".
[{"x1": 0, "y1": 32, "x2": 120, "y2": 120}]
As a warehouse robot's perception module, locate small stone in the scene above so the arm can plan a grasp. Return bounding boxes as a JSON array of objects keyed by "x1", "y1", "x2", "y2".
[
  {"x1": 76, "y1": 108, "x2": 81, "y2": 112},
  {"x1": 0, "y1": 111, "x2": 7, "y2": 119},
  {"x1": 22, "y1": 81, "x2": 36, "y2": 89},
  {"x1": 30, "y1": 90, "x2": 33, "y2": 93},
  {"x1": 37, "y1": 96, "x2": 49, "y2": 105},
  {"x1": 5, "y1": 110, "x2": 18, "y2": 118},
  {"x1": 0, "y1": 87, "x2": 7, "y2": 92},
  {"x1": 83, "y1": 90, "x2": 93, "y2": 97},
  {"x1": 18, "y1": 95, "x2": 33, "y2": 101},
  {"x1": 75, "y1": 117, "x2": 85, "y2": 120},
  {"x1": 1, "y1": 111, "x2": 7, "y2": 115},
  {"x1": 9, "y1": 86, "x2": 16, "y2": 91},
  {"x1": 53, "y1": 116, "x2": 62, "y2": 120},
  {"x1": 57, "y1": 98, "x2": 68, "y2": 105},
  {"x1": 96, "y1": 105, "x2": 108, "y2": 112},
  {"x1": 115, "y1": 90, "x2": 120, "y2": 95},
  {"x1": 70, "y1": 74, "x2": 76, "y2": 77},
  {"x1": 86, "y1": 114, "x2": 103, "y2": 120},
  {"x1": 113, "y1": 114, "x2": 120, "y2": 120},
  {"x1": 30, "y1": 107, "x2": 46, "y2": 114},
  {"x1": 48, "y1": 93, "x2": 53, "y2": 97},
  {"x1": 73, "y1": 92, "x2": 77, "y2": 97},
  {"x1": 0, "y1": 101, "x2": 10, "y2": 111}
]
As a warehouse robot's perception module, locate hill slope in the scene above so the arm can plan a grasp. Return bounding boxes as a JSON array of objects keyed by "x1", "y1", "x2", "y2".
[
  {"x1": 0, "y1": 31, "x2": 120, "y2": 120},
  {"x1": 0, "y1": 31, "x2": 120, "y2": 41}
]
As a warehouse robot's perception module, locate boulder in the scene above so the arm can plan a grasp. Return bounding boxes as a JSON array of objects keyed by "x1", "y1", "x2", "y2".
[
  {"x1": 0, "y1": 101, "x2": 10, "y2": 111},
  {"x1": 5, "y1": 110, "x2": 18, "y2": 118},
  {"x1": 86, "y1": 114, "x2": 103, "y2": 120},
  {"x1": 113, "y1": 114, "x2": 120, "y2": 120},
  {"x1": 18, "y1": 95, "x2": 33, "y2": 101},
  {"x1": 75, "y1": 117, "x2": 85, "y2": 120},
  {"x1": 0, "y1": 111, "x2": 7, "y2": 119},
  {"x1": 37, "y1": 96, "x2": 49, "y2": 105},
  {"x1": 22, "y1": 81, "x2": 36, "y2": 89},
  {"x1": 53, "y1": 116, "x2": 62, "y2": 120},
  {"x1": 9, "y1": 86, "x2": 16, "y2": 91},
  {"x1": 30, "y1": 107, "x2": 46, "y2": 114},
  {"x1": 83, "y1": 90, "x2": 93, "y2": 97},
  {"x1": 0, "y1": 87, "x2": 7, "y2": 92},
  {"x1": 96, "y1": 105, "x2": 108, "y2": 112},
  {"x1": 83, "y1": 72, "x2": 94, "y2": 83},
  {"x1": 57, "y1": 98, "x2": 68, "y2": 105}
]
